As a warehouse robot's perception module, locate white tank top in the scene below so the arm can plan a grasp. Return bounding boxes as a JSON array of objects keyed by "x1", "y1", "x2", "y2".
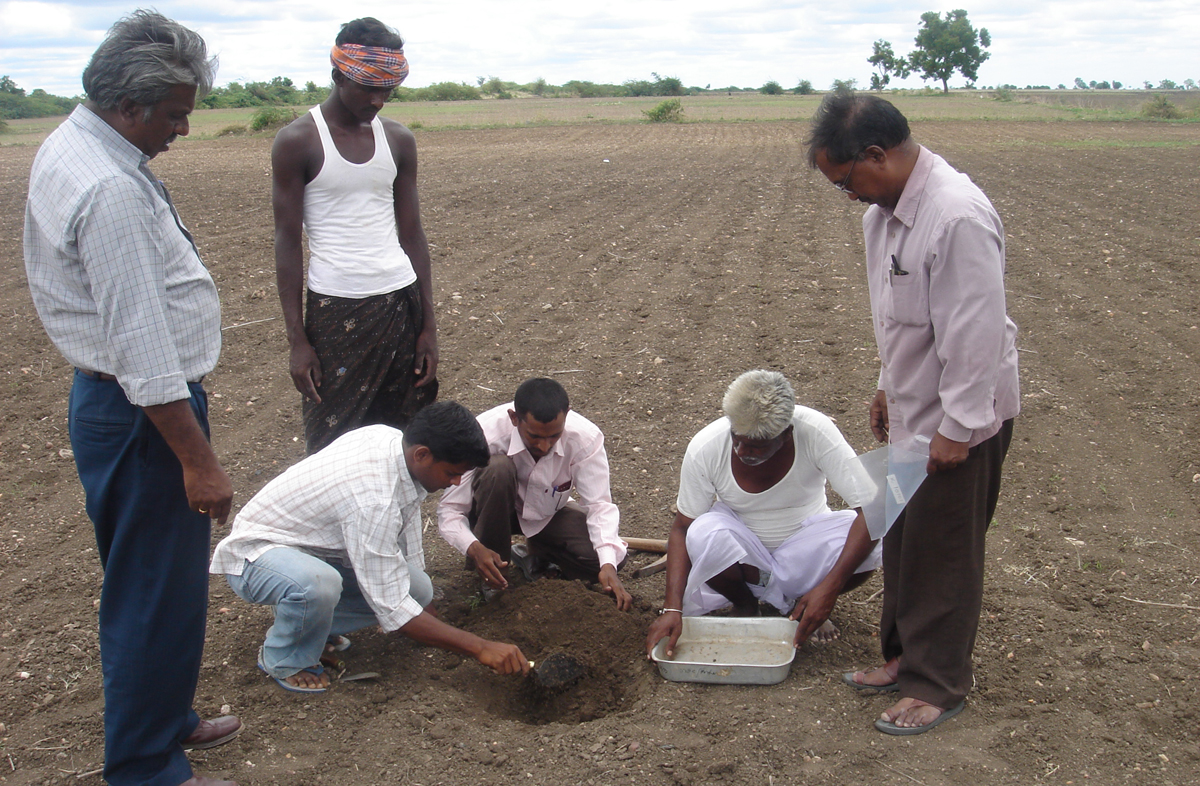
[{"x1": 302, "y1": 105, "x2": 417, "y2": 298}]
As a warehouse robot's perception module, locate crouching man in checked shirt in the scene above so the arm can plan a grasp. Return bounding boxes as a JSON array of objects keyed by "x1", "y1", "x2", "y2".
[
  {"x1": 211, "y1": 402, "x2": 530, "y2": 693},
  {"x1": 23, "y1": 11, "x2": 239, "y2": 786}
]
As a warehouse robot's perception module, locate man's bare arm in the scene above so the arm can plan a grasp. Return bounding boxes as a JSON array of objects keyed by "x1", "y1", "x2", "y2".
[
  {"x1": 789, "y1": 509, "x2": 876, "y2": 644},
  {"x1": 388, "y1": 122, "x2": 438, "y2": 386},
  {"x1": 644, "y1": 512, "x2": 695, "y2": 658},
  {"x1": 143, "y1": 399, "x2": 232, "y2": 525},
  {"x1": 271, "y1": 120, "x2": 323, "y2": 402},
  {"x1": 398, "y1": 610, "x2": 528, "y2": 675}
]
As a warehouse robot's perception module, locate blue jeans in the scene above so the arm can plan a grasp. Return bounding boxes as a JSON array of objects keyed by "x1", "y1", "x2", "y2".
[
  {"x1": 226, "y1": 547, "x2": 433, "y2": 678},
  {"x1": 69, "y1": 371, "x2": 211, "y2": 786}
]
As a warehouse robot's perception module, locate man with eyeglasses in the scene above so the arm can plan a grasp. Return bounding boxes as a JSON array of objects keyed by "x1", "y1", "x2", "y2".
[{"x1": 807, "y1": 93, "x2": 1019, "y2": 736}]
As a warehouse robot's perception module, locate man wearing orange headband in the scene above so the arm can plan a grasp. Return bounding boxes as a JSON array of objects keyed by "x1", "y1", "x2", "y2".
[{"x1": 272, "y1": 17, "x2": 437, "y2": 454}]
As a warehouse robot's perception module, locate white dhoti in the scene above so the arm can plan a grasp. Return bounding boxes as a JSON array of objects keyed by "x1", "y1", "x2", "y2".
[{"x1": 682, "y1": 502, "x2": 882, "y2": 616}]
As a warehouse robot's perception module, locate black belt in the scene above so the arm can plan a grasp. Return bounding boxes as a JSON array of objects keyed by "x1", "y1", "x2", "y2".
[
  {"x1": 76, "y1": 368, "x2": 205, "y2": 385},
  {"x1": 77, "y1": 368, "x2": 117, "y2": 381}
]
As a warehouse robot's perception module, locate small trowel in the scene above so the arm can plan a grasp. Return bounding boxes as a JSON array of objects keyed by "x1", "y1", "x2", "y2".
[{"x1": 529, "y1": 652, "x2": 584, "y2": 689}]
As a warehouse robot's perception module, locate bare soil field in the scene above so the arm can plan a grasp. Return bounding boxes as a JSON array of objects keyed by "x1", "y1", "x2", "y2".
[{"x1": 1, "y1": 117, "x2": 1198, "y2": 786}]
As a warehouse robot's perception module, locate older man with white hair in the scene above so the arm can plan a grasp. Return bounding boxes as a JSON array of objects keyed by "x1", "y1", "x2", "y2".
[
  {"x1": 646, "y1": 370, "x2": 880, "y2": 657},
  {"x1": 24, "y1": 10, "x2": 238, "y2": 786}
]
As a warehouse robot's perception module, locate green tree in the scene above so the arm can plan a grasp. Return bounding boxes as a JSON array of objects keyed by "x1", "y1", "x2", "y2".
[
  {"x1": 760, "y1": 80, "x2": 783, "y2": 95},
  {"x1": 830, "y1": 78, "x2": 857, "y2": 92},
  {"x1": 908, "y1": 9, "x2": 990, "y2": 93},
  {"x1": 867, "y1": 39, "x2": 910, "y2": 91},
  {"x1": 1073, "y1": 77, "x2": 1088, "y2": 90},
  {"x1": 1158, "y1": 79, "x2": 1178, "y2": 89},
  {"x1": 793, "y1": 79, "x2": 815, "y2": 95},
  {"x1": 651, "y1": 73, "x2": 684, "y2": 96},
  {"x1": 0, "y1": 75, "x2": 24, "y2": 96}
]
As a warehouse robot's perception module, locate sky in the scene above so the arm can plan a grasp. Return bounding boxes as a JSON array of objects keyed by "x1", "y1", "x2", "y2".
[{"x1": 1, "y1": 1, "x2": 1196, "y2": 97}]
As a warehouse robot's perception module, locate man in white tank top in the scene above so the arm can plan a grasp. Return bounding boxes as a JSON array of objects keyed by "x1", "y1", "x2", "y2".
[
  {"x1": 645, "y1": 371, "x2": 881, "y2": 656},
  {"x1": 272, "y1": 17, "x2": 438, "y2": 453}
]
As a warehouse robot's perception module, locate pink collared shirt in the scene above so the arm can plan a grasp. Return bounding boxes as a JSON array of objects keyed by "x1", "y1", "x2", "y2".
[
  {"x1": 437, "y1": 403, "x2": 627, "y2": 569},
  {"x1": 863, "y1": 146, "x2": 1020, "y2": 447}
]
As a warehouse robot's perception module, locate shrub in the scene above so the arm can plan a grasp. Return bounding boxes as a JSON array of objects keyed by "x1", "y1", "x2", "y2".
[
  {"x1": 793, "y1": 79, "x2": 815, "y2": 95},
  {"x1": 760, "y1": 80, "x2": 783, "y2": 95},
  {"x1": 643, "y1": 98, "x2": 684, "y2": 123},
  {"x1": 1143, "y1": 95, "x2": 1183, "y2": 119},
  {"x1": 993, "y1": 87, "x2": 1013, "y2": 102},
  {"x1": 216, "y1": 124, "x2": 247, "y2": 137},
  {"x1": 394, "y1": 82, "x2": 482, "y2": 101},
  {"x1": 249, "y1": 106, "x2": 297, "y2": 131}
]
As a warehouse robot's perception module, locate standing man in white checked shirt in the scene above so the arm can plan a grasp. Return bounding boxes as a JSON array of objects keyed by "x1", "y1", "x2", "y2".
[{"x1": 23, "y1": 11, "x2": 239, "y2": 786}]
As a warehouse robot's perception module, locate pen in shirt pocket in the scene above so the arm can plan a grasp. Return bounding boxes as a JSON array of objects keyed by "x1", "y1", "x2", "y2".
[{"x1": 890, "y1": 254, "x2": 909, "y2": 278}]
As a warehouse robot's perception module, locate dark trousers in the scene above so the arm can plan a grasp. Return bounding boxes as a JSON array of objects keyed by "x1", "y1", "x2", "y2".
[
  {"x1": 69, "y1": 372, "x2": 211, "y2": 786},
  {"x1": 469, "y1": 454, "x2": 617, "y2": 581},
  {"x1": 881, "y1": 419, "x2": 1014, "y2": 709}
]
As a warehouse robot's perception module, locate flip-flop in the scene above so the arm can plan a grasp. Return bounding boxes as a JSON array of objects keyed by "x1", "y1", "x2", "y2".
[
  {"x1": 258, "y1": 653, "x2": 328, "y2": 693},
  {"x1": 842, "y1": 670, "x2": 900, "y2": 692},
  {"x1": 874, "y1": 700, "x2": 965, "y2": 735}
]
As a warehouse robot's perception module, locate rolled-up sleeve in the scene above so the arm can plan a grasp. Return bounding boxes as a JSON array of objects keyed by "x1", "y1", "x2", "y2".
[{"x1": 342, "y1": 503, "x2": 425, "y2": 631}]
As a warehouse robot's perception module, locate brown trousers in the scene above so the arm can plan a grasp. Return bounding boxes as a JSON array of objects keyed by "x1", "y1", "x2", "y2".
[
  {"x1": 881, "y1": 419, "x2": 1014, "y2": 708},
  {"x1": 468, "y1": 454, "x2": 620, "y2": 581}
]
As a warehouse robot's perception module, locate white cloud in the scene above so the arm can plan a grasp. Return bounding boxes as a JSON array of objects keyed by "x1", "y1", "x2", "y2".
[{"x1": 0, "y1": 0, "x2": 1196, "y2": 96}]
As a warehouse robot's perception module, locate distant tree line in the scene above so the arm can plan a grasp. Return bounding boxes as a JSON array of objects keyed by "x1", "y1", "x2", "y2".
[{"x1": 0, "y1": 75, "x2": 79, "y2": 119}]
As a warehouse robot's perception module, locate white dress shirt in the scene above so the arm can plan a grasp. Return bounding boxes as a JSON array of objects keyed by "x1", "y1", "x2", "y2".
[
  {"x1": 437, "y1": 403, "x2": 627, "y2": 569},
  {"x1": 210, "y1": 425, "x2": 427, "y2": 632}
]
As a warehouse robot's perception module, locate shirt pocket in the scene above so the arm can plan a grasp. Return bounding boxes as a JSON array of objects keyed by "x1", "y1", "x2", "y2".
[
  {"x1": 525, "y1": 481, "x2": 571, "y2": 520},
  {"x1": 884, "y1": 265, "x2": 929, "y2": 327}
]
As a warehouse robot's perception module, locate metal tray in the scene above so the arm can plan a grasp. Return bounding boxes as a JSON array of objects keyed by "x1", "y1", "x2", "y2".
[{"x1": 650, "y1": 616, "x2": 799, "y2": 685}]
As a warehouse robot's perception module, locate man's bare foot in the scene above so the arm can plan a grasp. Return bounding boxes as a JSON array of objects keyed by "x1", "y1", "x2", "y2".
[
  {"x1": 876, "y1": 696, "x2": 965, "y2": 734},
  {"x1": 844, "y1": 656, "x2": 900, "y2": 688},
  {"x1": 809, "y1": 619, "x2": 840, "y2": 643},
  {"x1": 283, "y1": 667, "x2": 331, "y2": 691}
]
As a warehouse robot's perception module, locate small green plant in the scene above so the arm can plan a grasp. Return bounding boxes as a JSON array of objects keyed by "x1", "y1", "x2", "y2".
[
  {"x1": 643, "y1": 98, "x2": 684, "y2": 123},
  {"x1": 993, "y1": 87, "x2": 1013, "y2": 102},
  {"x1": 793, "y1": 79, "x2": 815, "y2": 95},
  {"x1": 1143, "y1": 95, "x2": 1182, "y2": 119},
  {"x1": 216, "y1": 124, "x2": 247, "y2": 137},
  {"x1": 407, "y1": 121, "x2": 423, "y2": 131},
  {"x1": 760, "y1": 80, "x2": 783, "y2": 95},
  {"x1": 249, "y1": 106, "x2": 297, "y2": 131}
]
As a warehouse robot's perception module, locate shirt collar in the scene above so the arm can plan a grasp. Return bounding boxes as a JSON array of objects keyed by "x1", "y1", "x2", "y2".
[
  {"x1": 69, "y1": 104, "x2": 152, "y2": 170},
  {"x1": 504, "y1": 414, "x2": 566, "y2": 459},
  {"x1": 887, "y1": 145, "x2": 933, "y2": 229}
]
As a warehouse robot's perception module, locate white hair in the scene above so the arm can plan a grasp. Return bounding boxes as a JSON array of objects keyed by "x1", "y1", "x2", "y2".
[{"x1": 722, "y1": 370, "x2": 795, "y2": 440}]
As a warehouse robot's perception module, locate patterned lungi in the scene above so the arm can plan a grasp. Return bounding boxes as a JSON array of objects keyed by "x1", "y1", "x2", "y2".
[{"x1": 302, "y1": 282, "x2": 437, "y2": 453}]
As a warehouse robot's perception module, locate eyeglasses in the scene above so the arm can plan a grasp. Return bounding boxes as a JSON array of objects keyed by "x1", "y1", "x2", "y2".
[{"x1": 833, "y1": 155, "x2": 860, "y2": 193}]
